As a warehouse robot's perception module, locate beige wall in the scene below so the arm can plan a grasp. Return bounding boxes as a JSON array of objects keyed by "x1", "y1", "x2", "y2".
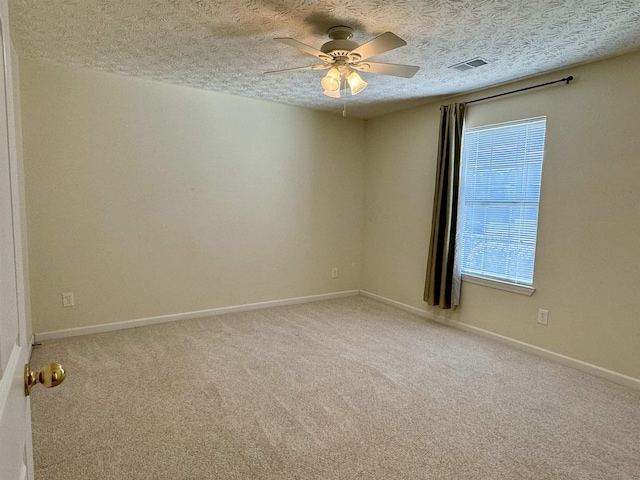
[
  {"x1": 362, "y1": 51, "x2": 640, "y2": 379},
  {"x1": 20, "y1": 60, "x2": 365, "y2": 333},
  {"x1": 19, "y1": 51, "x2": 640, "y2": 379}
]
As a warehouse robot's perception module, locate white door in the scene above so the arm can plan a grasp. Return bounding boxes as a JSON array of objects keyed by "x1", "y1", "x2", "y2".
[{"x1": 0, "y1": 0, "x2": 35, "y2": 478}]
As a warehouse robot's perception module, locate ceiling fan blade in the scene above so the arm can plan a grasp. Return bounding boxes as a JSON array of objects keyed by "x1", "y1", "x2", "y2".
[
  {"x1": 351, "y1": 62, "x2": 420, "y2": 78},
  {"x1": 348, "y1": 32, "x2": 407, "y2": 61},
  {"x1": 274, "y1": 38, "x2": 332, "y2": 62},
  {"x1": 264, "y1": 64, "x2": 330, "y2": 75}
]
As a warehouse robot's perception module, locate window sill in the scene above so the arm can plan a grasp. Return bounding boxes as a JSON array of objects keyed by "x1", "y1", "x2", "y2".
[{"x1": 462, "y1": 274, "x2": 536, "y2": 296}]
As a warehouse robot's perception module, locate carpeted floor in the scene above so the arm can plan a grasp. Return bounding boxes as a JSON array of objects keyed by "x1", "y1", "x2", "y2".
[{"x1": 30, "y1": 296, "x2": 640, "y2": 479}]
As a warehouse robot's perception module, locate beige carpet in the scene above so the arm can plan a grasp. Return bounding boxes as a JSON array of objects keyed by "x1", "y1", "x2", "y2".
[{"x1": 30, "y1": 296, "x2": 640, "y2": 479}]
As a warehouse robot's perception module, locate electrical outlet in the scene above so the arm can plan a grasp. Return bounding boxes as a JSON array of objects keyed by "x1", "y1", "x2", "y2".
[
  {"x1": 62, "y1": 292, "x2": 74, "y2": 307},
  {"x1": 332, "y1": 268, "x2": 338, "y2": 278},
  {"x1": 537, "y1": 309, "x2": 548, "y2": 325}
]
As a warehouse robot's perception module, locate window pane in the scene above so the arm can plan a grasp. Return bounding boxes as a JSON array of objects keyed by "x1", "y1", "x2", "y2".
[{"x1": 460, "y1": 118, "x2": 546, "y2": 286}]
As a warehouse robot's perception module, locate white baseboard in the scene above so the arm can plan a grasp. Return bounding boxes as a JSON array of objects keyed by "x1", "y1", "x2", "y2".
[
  {"x1": 35, "y1": 290, "x2": 360, "y2": 342},
  {"x1": 359, "y1": 290, "x2": 640, "y2": 391},
  {"x1": 33, "y1": 288, "x2": 640, "y2": 391},
  {"x1": 360, "y1": 290, "x2": 433, "y2": 318}
]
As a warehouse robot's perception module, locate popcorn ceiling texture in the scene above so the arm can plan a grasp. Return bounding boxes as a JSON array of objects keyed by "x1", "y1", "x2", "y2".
[{"x1": 10, "y1": 0, "x2": 640, "y2": 118}]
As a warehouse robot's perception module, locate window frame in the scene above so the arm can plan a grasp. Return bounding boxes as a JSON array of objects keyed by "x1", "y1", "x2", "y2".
[{"x1": 458, "y1": 116, "x2": 546, "y2": 295}]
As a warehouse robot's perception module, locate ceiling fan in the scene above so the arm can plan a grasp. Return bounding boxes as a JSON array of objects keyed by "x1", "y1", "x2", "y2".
[{"x1": 266, "y1": 26, "x2": 420, "y2": 98}]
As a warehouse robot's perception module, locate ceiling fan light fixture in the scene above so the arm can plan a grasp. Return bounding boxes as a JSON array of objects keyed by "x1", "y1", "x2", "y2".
[
  {"x1": 271, "y1": 27, "x2": 419, "y2": 101},
  {"x1": 347, "y1": 70, "x2": 367, "y2": 95},
  {"x1": 321, "y1": 66, "x2": 341, "y2": 91}
]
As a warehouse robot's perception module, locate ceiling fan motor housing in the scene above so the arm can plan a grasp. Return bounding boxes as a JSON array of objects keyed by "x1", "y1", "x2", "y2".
[
  {"x1": 321, "y1": 26, "x2": 359, "y2": 59},
  {"x1": 320, "y1": 39, "x2": 359, "y2": 57}
]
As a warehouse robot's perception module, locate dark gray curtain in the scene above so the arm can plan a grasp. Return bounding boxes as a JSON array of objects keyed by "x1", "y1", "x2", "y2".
[{"x1": 424, "y1": 103, "x2": 465, "y2": 309}]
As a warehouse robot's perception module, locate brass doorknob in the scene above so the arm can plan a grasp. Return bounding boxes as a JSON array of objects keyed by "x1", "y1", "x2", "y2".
[{"x1": 24, "y1": 363, "x2": 66, "y2": 396}]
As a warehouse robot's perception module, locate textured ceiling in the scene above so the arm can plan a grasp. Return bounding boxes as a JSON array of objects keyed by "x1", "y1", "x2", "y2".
[{"x1": 9, "y1": 0, "x2": 640, "y2": 118}]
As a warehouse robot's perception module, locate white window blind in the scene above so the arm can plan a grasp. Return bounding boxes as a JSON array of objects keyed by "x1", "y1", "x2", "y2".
[{"x1": 459, "y1": 117, "x2": 546, "y2": 286}]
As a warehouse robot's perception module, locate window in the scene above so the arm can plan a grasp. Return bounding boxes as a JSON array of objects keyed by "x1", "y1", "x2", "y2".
[{"x1": 459, "y1": 117, "x2": 546, "y2": 290}]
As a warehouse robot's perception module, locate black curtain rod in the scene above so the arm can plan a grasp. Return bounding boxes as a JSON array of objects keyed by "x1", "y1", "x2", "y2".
[{"x1": 466, "y1": 75, "x2": 573, "y2": 105}]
